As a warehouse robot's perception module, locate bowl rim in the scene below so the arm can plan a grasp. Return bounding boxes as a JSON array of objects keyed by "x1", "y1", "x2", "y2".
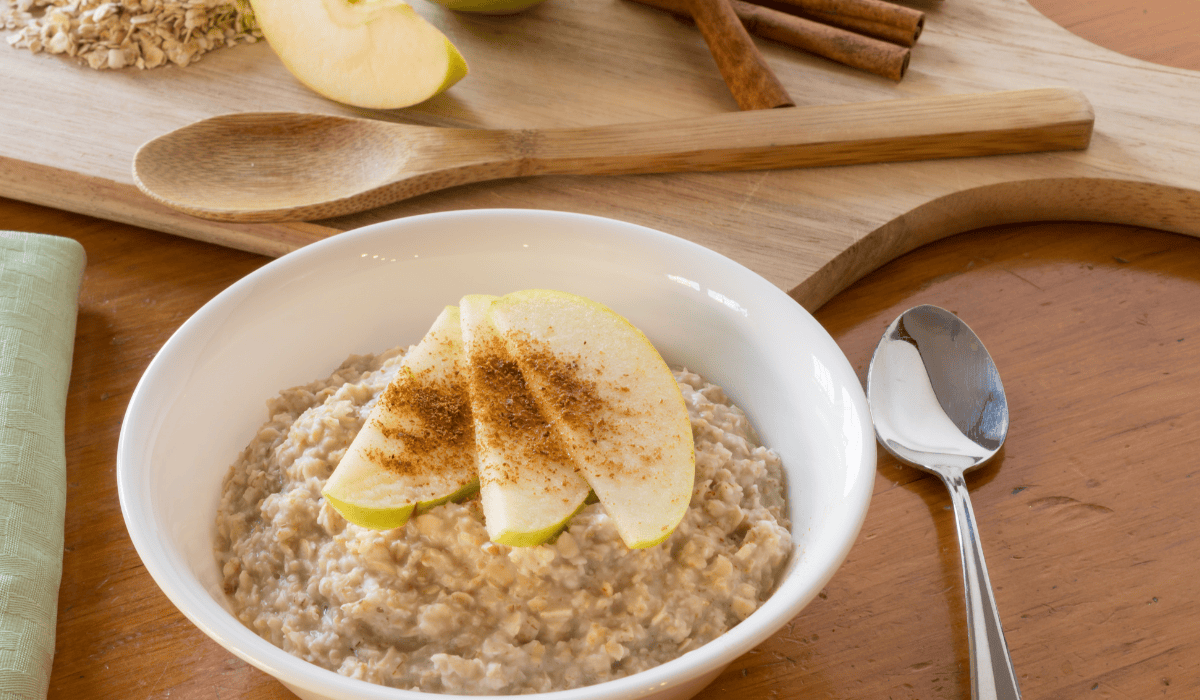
[{"x1": 117, "y1": 208, "x2": 875, "y2": 700}]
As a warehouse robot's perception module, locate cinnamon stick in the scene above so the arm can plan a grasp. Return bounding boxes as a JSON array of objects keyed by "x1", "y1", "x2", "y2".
[
  {"x1": 687, "y1": 0, "x2": 795, "y2": 110},
  {"x1": 737, "y1": 1, "x2": 910, "y2": 80},
  {"x1": 631, "y1": 0, "x2": 911, "y2": 81},
  {"x1": 744, "y1": 0, "x2": 924, "y2": 46},
  {"x1": 796, "y1": 8, "x2": 919, "y2": 46}
]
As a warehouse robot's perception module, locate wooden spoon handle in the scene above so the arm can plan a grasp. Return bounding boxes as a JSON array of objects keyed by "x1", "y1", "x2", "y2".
[
  {"x1": 522, "y1": 87, "x2": 1092, "y2": 175},
  {"x1": 133, "y1": 87, "x2": 1093, "y2": 223}
]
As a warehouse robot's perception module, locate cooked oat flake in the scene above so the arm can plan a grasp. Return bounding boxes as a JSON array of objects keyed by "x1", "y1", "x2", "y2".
[{"x1": 1, "y1": 0, "x2": 261, "y2": 69}]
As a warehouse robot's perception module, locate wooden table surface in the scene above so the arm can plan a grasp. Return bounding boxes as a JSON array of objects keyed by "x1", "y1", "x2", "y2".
[{"x1": 2, "y1": 0, "x2": 1196, "y2": 698}]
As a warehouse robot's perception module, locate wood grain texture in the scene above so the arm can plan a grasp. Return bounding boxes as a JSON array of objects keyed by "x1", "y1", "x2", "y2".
[
  {"x1": 0, "y1": 158, "x2": 337, "y2": 255},
  {"x1": 1029, "y1": 0, "x2": 1200, "y2": 71},
  {"x1": 8, "y1": 0, "x2": 1199, "y2": 699},
  {"x1": 1, "y1": 0, "x2": 1200, "y2": 307},
  {"x1": 11, "y1": 198, "x2": 277, "y2": 700},
  {"x1": 29, "y1": 210, "x2": 1200, "y2": 700},
  {"x1": 130, "y1": 89, "x2": 1092, "y2": 222},
  {"x1": 729, "y1": 223, "x2": 1200, "y2": 700}
]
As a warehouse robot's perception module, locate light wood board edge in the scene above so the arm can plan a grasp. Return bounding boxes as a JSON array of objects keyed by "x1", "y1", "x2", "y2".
[
  {"x1": 6, "y1": 155, "x2": 1200, "y2": 314},
  {"x1": 791, "y1": 177, "x2": 1200, "y2": 311},
  {"x1": 0, "y1": 156, "x2": 336, "y2": 257}
]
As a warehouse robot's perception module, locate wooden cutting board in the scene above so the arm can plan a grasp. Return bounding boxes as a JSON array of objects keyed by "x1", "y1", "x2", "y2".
[{"x1": 3, "y1": 0, "x2": 1198, "y2": 309}]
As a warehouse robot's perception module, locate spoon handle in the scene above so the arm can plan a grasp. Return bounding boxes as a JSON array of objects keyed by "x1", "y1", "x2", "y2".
[
  {"x1": 526, "y1": 88, "x2": 1091, "y2": 176},
  {"x1": 941, "y1": 470, "x2": 1022, "y2": 700}
]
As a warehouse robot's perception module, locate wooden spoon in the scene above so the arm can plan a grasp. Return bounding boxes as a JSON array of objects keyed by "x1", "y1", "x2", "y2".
[{"x1": 132, "y1": 87, "x2": 1093, "y2": 223}]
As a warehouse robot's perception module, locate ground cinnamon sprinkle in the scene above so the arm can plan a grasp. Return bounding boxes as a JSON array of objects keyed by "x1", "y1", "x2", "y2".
[
  {"x1": 469, "y1": 334, "x2": 574, "y2": 488},
  {"x1": 514, "y1": 339, "x2": 606, "y2": 439},
  {"x1": 505, "y1": 334, "x2": 671, "y2": 485},
  {"x1": 365, "y1": 365, "x2": 474, "y2": 479}
]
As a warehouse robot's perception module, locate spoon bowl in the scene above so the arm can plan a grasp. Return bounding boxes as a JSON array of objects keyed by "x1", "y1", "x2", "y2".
[
  {"x1": 869, "y1": 304, "x2": 1008, "y2": 472},
  {"x1": 867, "y1": 304, "x2": 1021, "y2": 700},
  {"x1": 133, "y1": 112, "x2": 420, "y2": 221},
  {"x1": 130, "y1": 87, "x2": 1093, "y2": 222}
]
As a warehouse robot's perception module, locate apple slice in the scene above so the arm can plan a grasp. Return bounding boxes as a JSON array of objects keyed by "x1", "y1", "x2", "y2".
[
  {"x1": 487, "y1": 290, "x2": 695, "y2": 549},
  {"x1": 249, "y1": 0, "x2": 468, "y2": 109},
  {"x1": 460, "y1": 295, "x2": 592, "y2": 547},
  {"x1": 323, "y1": 306, "x2": 478, "y2": 529}
]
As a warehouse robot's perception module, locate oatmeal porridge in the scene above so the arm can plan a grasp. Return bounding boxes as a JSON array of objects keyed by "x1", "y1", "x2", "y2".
[{"x1": 215, "y1": 347, "x2": 792, "y2": 695}]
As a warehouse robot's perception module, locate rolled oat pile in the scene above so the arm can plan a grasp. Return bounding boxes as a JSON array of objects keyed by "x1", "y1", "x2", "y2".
[{"x1": 2, "y1": 0, "x2": 260, "y2": 69}]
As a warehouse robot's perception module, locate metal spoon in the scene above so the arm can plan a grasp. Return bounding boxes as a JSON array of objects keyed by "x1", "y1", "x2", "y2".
[
  {"x1": 866, "y1": 304, "x2": 1020, "y2": 700},
  {"x1": 130, "y1": 87, "x2": 1092, "y2": 223}
]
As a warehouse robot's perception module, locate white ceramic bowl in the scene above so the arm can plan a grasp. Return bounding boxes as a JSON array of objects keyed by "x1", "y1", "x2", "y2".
[{"x1": 117, "y1": 209, "x2": 874, "y2": 700}]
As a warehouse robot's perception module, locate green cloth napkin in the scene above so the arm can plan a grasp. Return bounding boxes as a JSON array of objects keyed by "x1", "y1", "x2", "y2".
[{"x1": 0, "y1": 232, "x2": 85, "y2": 700}]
